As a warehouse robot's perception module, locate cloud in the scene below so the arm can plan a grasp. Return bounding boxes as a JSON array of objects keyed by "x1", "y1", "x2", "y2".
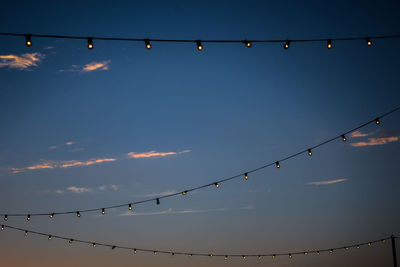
[
  {"x1": 55, "y1": 190, "x2": 64, "y2": 194},
  {"x1": 82, "y1": 61, "x2": 110, "y2": 72},
  {"x1": 48, "y1": 146, "x2": 58, "y2": 150},
  {"x1": 10, "y1": 157, "x2": 117, "y2": 174},
  {"x1": 69, "y1": 147, "x2": 85, "y2": 152},
  {"x1": 0, "y1": 53, "x2": 44, "y2": 70},
  {"x1": 144, "y1": 190, "x2": 178, "y2": 198},
  {"x1": 65, "y1": 141, "x2": 75, "y2": 146},
  {"x1": 66, "y1": 186, "x2": 92, "y2": 194},
  {"x1": 308, "y1": 178, "x2": 348, "y2": 185},
  {"x1": 350, "y1": 131, "x2": 370, "y2": 138},
  {"x1": 127, "y1": 150, "x2": 190, "y2": 159},
  {"x1": 350, "y1": 136, "x2": 398, "y2": 147},
  {"x1": 98, "y1": 184, "x2": 121, "y2": 191},
  {"x1": 119, "y1": 206, "x2": 254, "y2": 217}
]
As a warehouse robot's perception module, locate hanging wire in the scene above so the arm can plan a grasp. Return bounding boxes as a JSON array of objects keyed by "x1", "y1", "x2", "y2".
[
  {"x1": 0, "y1": 106, "x2": 399, "y2": 219},
  {"x1": 0, "y1": 224, "x2": 395, "y2": 259},
  {"x1": 0, "y1": 32, "x2": 399, "y2": 49}
]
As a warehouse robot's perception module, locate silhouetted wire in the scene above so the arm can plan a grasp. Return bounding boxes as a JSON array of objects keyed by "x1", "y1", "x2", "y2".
[
  {"x1": 0, "y1": 224, "x2": 394, "y2": 258},
  {"x1": 0, "y1": 106, "x2": 399, "y2": 218},
  {"x1": 0, "y1": 32, "x2": 400, "y2": 46}
]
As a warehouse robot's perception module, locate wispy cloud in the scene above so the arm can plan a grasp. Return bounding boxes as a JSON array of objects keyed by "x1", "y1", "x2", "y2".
[
  {"x1": 127, "y1": 150, "x2": 190, "y2": 159},
  {"x1": 69, "y1": 147, "x2": 85, "y2": 152},
  {"x1": 48, "y1": 146, "x2": 58, "y2": 150},
  {"x1": 59, "y1": 60, "x2": 111, "y2": 73},
  {"x1": 350, "y1": 131, "x2": 370, "y2": 138},
  {"x1": 98, "y1": 184, "x2": 121, "y2": 191},
  {"x1": 10, "y1": 157, "x2": 117, "y2": 174},
  {"x1": 0, "y1": 53, "x2": 44, "y2": 70},
  {"x1": 65, "y1": 141, "x2": 75, "y2": 146},
  {"x1": 119, "y1": 206, "x2": 254, "y2": 217},
  {"x1": 66, "y1": 186, "x2": 92, "y2": 194},
  {"x1": 350, "y1": 136, "x2": 398, "y2": 147},
  {"x1": 308, "y1": 178, "x2": 348, "y2": 185}
]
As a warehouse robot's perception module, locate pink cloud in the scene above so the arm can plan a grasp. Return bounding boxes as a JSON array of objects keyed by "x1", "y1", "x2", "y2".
[
  {"x1": 65, "y1": 141, "x2": 75, "y2": 145},
  {"x1": 48, "y1": 146, "x2": 58, "y2": 150},
  {"x1": 350, "y1": 131, "x2": 370, "y2": 138},
  {"x1": 308, "y1": 178, "x2": 348, "y2": 185},
  {"x1": 10, "y1": 157, "x2": 117, "y2": 174},
  {"x1": 82, "y1": 61, "x2": 110, "y2": 72},
  {"x1": 66, "y1": 186, "x2": 92, "y2": 194},
  {"x1": 0, "y1": 53, "x2": 43, "y2": 70},
  {"x1": 350, "y1": 136, "x2": 398, "y2": 147},
  {"x1": 127, "y1": 150, "x2": 190, "y2": 159}
]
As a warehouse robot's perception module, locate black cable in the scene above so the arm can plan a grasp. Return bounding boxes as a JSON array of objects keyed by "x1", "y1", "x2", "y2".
[
  {"x1": 0, "y1": 32, "x2": 399, "y2": 46},
  {"x1": 0, "y1": 223, "x2": 393, "y2": 258},
  {"x1": 0, "y1": 106, "x2": 399, "y2": 218}
]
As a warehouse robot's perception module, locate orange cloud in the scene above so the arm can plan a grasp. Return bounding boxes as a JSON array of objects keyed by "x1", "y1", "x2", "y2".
[
  {"x1": 65, "y1": 141, "x2": 75, "y2": 145},
  {"x1": 350, "y1": 131, "x2": 369, "y2": 138},
  {"x1": 127, "y1": 150, "x2": 190, "y2": 159},
  {"x1": 0, "y1": 53, "x2": 43, "y2": 69},
  {"x1": 82, "y1": 61, "x2": 110, "y2": 72},
  {"x1": 308, "y1": 178, "x2": 348, "y2": 185},
  {"x1": 350, "y1": 136, "x2": 398, "y2": 147},
  {"x1": 10, "y1": 157, "x2": 116, "y2": 174},
  {"x1": 48, "y1": 146, "x2": 58, "y2": 150}
]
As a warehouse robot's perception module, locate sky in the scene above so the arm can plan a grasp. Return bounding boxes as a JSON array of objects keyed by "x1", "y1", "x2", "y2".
[{"x1": 0, "y1": 0, "x2": 399, "y2": 266}]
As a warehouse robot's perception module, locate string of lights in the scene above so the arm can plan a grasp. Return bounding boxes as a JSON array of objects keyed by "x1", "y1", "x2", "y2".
[
  {"x1": 0, "y1": 223, "x2": 397, "y2": 259},
  {"x1": 0, "y1": 32, "x2": 400, "y2": 50},
  {"x1": 0, "y1": 106, "x2": 399, "y2": 221}
]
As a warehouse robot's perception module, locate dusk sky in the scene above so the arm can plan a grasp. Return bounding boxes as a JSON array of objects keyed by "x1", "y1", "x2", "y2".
[{"x1": 0, "y1": 1, "x2": 399, "y2": 266}]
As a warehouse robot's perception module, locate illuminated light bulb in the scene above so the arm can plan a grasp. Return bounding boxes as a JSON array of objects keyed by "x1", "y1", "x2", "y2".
[
  {"x1": 345, "y1": 247, "x2": 349, "y2": 250},
  {"x1": 69, "y1": 239, "x2": 73, "y2": 244},
  {"x1": 258, "y1": 256, "x2": 262, "y2": 260},
  {"x1": 25, "y1": 34, "x2": 32, "y2": 47},
  {"x1": 327, "y1": 39, "x2": 332, "y2": 49},
  {"x1": 382, "y1": 239, "x2": 386, "y2": 243},
  {"x1": 368, "y1": 242, "x2": 371, "y2": 246},
  {"x1": 284, "y1": 40, "x2": 290, "y2": 49},
  {"x1": 101, "y1": 208, "x2": 105, "y2": 215},
  {"x1": 128, "y1": 204, "x2": 133, "y2": 211},
  {"x1": 154, "y1": 251, "x2": 158, "y2": 255},
  {"x1": 133, "y1": 249, "x2": 137, "y2": 254},
  {"x1": 87, "y1": 38, "x2": 94, "y2": 50},
  {"x1": 182, "y1": 190, "x2": 187, "y2": 195},
  {"x1": 272, "y1": 254, "x2": 276, "y2": 259},
  {"x1": 26, "y1": 215, "x2": 31, "y2": 221},
  {"x1": 243, "y1": 40, "x2": 252, "y2": 47},
  {"x1": 49, "y1": 213, "x2": 54, "y2": 219},
  {"x1": 156, "y1": 198, "x2": 160, "y2": 205},
  {"x1": 112, "y1": 246, "x2": 116, "y2": 250},
  {"x1": 308, "y1": 149, "x2": 312, "y2": 156},
  {"x1": 329, "y1": 249, "x2": 333, "y2": 254},
  {"x1": 76, "y1": 211, "x2": 81, "y2": 217},
  {"x1": 196, "y1": 40, "x2": 203, "y2": 51},
  {"x1": 275, "y1": 161, "x2": 280, "y2": 168},
  {"x1": 304, "y1": 252, "x2": 308, "y2": 255},
  {"x1": 317, "y1": 251, "x2": 320, "y2": 255},
  {"x1": 209, "y1": 254, "x2": 213, "y2": 257},
  {"x1": 366, "y1": 37, "x2": 372, "y2": 46},
  {"x1": 244, "y1": 173, "x2": 248, "y2": 180},
  {"x1": 289, "y1": 254, "x2": 292, "y2": 259},
  {"x1": 375, "y1": 118, "x2": 380, "y2": 125},
  {"x1": 145, "y1": 39, "x2": 152, "y2": 50},
  {"x1": 214, "y1": 182, "x2": 219, "y2": 188},
  {"x1": 356, "y1": 245, "x2": 360, "y2": 249},
  {"x1": 92, "y1": 243, "x2": 96, "y2": 248},
  {"x1": 242, "y1": 255, "x2": 246, "y2": 260},
  {"x1": 25, "y1": 231, "x2": 28, "y2": 237},
  {"x1": 189, "y1": 254, "x2": 193, "y2": 257},
  {"x1": 4, "y1": 215, "x2": 8, "y2": 221},
  {"x1": 341, "y1": 135, "x2": 347, "y2": 142},
  {"x1": 1, "y1": 225, "x2": 4, "y2": 231},
  {"x1": 48, "y1": 235, "x2": 52, "y2": 240},
  {"x1": 224, "y1": 255, "x2": 228, "y2": 260}
]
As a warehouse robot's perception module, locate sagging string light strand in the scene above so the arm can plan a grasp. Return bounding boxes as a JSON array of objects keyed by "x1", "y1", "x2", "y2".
[
  {"x1": 0, "y1": 32, "x2": 399, "y2": 51},
  {"x1": 0, "y1": 224, "x2": 396, "y2": 260},
  {"x1": 0, "y1": 106, "x2": 399, "y2": 220}
]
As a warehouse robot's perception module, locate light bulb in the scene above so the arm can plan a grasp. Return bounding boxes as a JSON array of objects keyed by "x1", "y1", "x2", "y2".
[
  {"x1": 49, "y1": 213, "x2": 54, "y2": 219},
  {"x1": 154, "y1": 251, "x2": 158, "y2": 255},
  {"x1": 366, "y1": 38, "x2": 372, "y2": 46},
  {"x1": 92, "y1": 243, "x2": 96, "y2": 248},
  {"x1": 275, "y1": 161, "x2": 280, "y2": 168},
  {"x1": 342, "y1": 135, "x2": 347, "y2": 142},
  {"x1": 289, "y1": 254, "x2": 292, "y2": 259},
  {"x1": 112, "y1": 246, "x2": 116, "y2": 250},
  {"x1": 26, "y1": 215, "x2": 31, "y2": 221},
  {"x1": 87, "y1": 38, "x2": 94, "y2": 50},
  {"x1": 101, "y1": 208, "x2": 105, "y2": 215},
  {"x1": 304, "y1": 252, "x2": 308, "y2": 255},
  {"x1": 4, "y1": 215, "x2": 8, "y2": 221},
  {"x1": 308, "y1": 149, "x2": 312, "y2": 156},
  {"x1": 156, "y1": 198, "x2": 160, "y2": 205},
  {"x1": 258, "y1": 256, "x2": 261, "y2": 260},
  {"x1": 284, "y1": 40, "x2": 290, "y2": 49},
  {"x1": 196, "y1": 40, "x2": 203, "y2": 51},
  {"x1": 171, "y1": 252, "x2": 175, "y2": 256},
  {"x1": 48, "y1": 235, "x2": 52, "y2": 240},
  {"x1": 368, "y1": 242, "x2": 371, "y2": 246},
  {"x1": 356, "y1": 245, "x2": 360, "y2": 249},
  {"x1": 76, "y1": 211, "x2": 81, "y2": 217},
  {"x1": 25, "y1": 231, "x2": 28, "y2": 237},
  {"x1": 272, "y1": 254, "x2": 276, "y2": 259},
  {"x1": 1, "y1": 225, "x2": 4, "y2": 231},
  {"x1": 327, "y1": 39, "x2": 332, "y2": 49},
  {"x1": 375, "y1": 118, "x2": 380, "y2": 125},
  {"x1": 144, "y1": 39, "x2": 152, "y2": 50},
  {"x1": 25, "y1": 34, "x2": 32, "y2": 47},
  {"x1": 133, "y1": 249, "x2": 137, "y2": 254},
  {"x1": 69, "y1": 239, "x2": 73, "y2": 244},
  {"x1": 214, "y1": 182, "x2": 219, "y2": 188},
  {"x1": 329, "y1": 249, "x2": 333, "y2": 254},
  {"x1": 128, "y1": 204, "x2": 133, "y2": 211},
  {"x1": 243, "y1": 40, "x2": 252, "y2": 47},
  {"x1": 182, "y1": 190, "x2": 187, "y2": 195},
  {"x1": 242, "y1": 255, "x2": 246, "y2": 260},
  {"x1": 244, "y1": 173, "x2": 248, "y2": 180},
  {"x1": 224, "y1": 255, "x2": 228, "y2": 260}
]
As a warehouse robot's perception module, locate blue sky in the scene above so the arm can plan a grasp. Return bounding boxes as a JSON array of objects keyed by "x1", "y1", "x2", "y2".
[{"x1": 0, "y1": 1, "x2": 399, "y2": 266}]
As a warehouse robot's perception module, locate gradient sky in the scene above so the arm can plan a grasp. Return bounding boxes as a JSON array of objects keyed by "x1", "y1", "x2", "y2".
[{"x1": 0, "y1": 1, "x2": 399, "y2": 266}]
